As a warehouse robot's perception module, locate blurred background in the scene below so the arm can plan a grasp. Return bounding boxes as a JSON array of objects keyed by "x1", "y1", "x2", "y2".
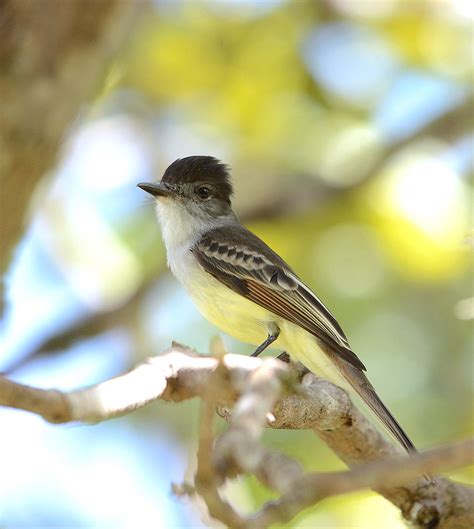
[{"x1": 1, "y1": 0, "x2": 473, "y2": 527}]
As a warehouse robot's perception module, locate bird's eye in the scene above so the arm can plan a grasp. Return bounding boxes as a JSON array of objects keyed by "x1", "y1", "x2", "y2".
[{"x1": 197, "y1": 186, "x2": 211, "y2": 199}]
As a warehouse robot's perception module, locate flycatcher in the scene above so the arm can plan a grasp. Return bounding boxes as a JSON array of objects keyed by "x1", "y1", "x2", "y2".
[{"x1": 138, "y1": 155, "x2": 416, "y2": 454}]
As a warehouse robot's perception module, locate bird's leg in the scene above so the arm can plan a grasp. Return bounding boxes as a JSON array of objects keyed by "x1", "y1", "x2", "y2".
[
  {"x1": 276, "y1": 351, "x2": 290, "y2": 363},
  {"x1": 251, "y1": 325, "x2": 280, "y2": 357}
]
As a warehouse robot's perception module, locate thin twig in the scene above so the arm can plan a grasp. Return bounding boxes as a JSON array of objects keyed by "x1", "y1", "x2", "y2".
[
  {"x1": 214, "y1": 359, "x2": 304, "y2": 493},
  {"x1": 194, "y1": 341, "x2": 246, "y2": 529},
  {"x1": 250, "y1": 440, "x2": 474, "y2": 529}
]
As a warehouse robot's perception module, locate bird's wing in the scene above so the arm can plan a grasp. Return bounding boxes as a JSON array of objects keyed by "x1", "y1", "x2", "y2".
[
  {"x1": 191, "y1": 226, "x2": 366, "y2": 372},
  {"x1": 193, "y1": 227, "x2": 420, "y2": 457}
]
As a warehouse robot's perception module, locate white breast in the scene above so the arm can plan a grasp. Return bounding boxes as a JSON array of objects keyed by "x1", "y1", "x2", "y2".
[{"x1": 155, "y1": 199, "x2": 273, "y2": 344}]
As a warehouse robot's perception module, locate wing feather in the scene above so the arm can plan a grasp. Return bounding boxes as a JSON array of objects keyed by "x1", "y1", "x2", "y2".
[
  {"x1": 192, "y1": 227, "x2": 366, "y2": 372},
  {"x1": 246, "y1": 281, "x2": 365, "y2": 370}
]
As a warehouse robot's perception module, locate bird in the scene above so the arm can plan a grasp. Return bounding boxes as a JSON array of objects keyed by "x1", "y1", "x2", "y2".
[{"x1": 137, "y1": 155, "x2": 417, "y2": 456}]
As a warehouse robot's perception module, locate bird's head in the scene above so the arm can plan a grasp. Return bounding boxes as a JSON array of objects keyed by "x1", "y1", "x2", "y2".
[
  {"x1": 138, "y1": 156, "x2": 235, "y2": 244},
  {"x1": 138, "y1": 155, "x2": 233, "y2": 215}
]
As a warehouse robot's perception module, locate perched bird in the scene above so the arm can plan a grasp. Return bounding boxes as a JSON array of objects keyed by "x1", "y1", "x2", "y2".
[{"x1": 138, "y1": 155, "x2": 417, "y2": 455}]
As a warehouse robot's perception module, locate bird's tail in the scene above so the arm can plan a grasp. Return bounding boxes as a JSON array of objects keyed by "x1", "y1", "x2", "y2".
[{"x1": 335, "y1": 358, "x2": 417, "y2": 455}]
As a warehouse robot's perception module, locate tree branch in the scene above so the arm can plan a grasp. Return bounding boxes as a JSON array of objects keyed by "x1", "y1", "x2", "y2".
[
  {"x1": 0, "y1": 344, "x2": 472, "y2": 528},
  {"x1": 194, "y1": 349, "x2": 248, "y2": 528},
  {"x1": 0, "y1": 0, "x2": 143, "y2": 306},
  {"x1": 250, "y1": 441, "x2": 473, "y2": 529}
]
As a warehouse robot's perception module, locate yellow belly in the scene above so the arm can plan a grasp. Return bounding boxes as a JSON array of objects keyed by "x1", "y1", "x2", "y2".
[
  {"x1": 184, "y1": 269, "x2": 349, "y2": 388},
  {"x1": 188, "y1": 274, "x2": 272, "y2": 345},
  {"x1": 278, "y1": 320, "x2": 350, "y2": 388}
]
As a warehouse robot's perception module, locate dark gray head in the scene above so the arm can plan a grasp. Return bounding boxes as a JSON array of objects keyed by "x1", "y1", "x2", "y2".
[
  {"x1": 138, "y1": 156, "x2": 234, "y2": 220},
  {"x1": 162, "y1": 156, "x2": 232, "y2": 201},
  {"x1": 138, "y1": 156, "x2": 238, "y2": 247}
]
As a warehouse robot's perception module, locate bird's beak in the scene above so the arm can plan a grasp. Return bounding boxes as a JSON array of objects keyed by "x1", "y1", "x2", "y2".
[{"x1": 137, "y1": 181, "x2": 174, "y2": 198}]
